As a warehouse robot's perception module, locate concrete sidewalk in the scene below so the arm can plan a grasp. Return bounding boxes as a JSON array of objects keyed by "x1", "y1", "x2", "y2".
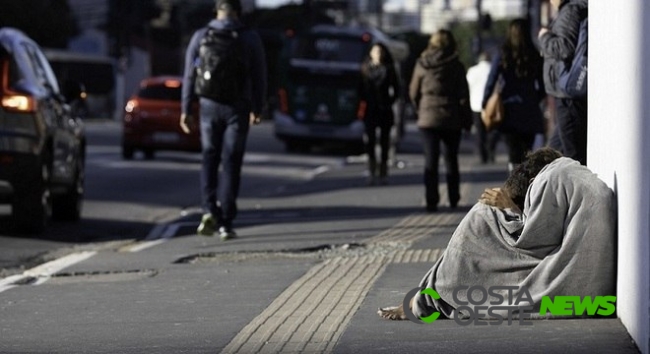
[{"x1": 214, "y1": 138, "x2": 639, "y2": 354}]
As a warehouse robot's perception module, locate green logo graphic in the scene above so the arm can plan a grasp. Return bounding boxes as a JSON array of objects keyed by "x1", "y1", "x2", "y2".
[
  {"x1": 419, "y1": 288, "x2": 441, "y2": 323},
  {"x1": 402, "y1": 287, "x2": 441, "y2": 324},
  {"x1": 540, "y1": 295, "x2": 617, "y2": 316},
  {"x1": 403, "y1": 285, "x2": 617, "y2": 326}
]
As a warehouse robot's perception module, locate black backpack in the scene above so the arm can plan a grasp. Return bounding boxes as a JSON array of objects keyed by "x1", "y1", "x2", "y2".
[{"x1": 194, "y1": 27, "x2": 246, "y2": 103}]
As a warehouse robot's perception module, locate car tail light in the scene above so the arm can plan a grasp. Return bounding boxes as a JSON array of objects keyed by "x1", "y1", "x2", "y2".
[
  {"x1": 357, "y1": 100, "x2": 367, "y2": 120},
  {"x1": 1, "y1": 94, "x2": 37, "y2": 113},
  {"x1": 278, "y1": 88, "x2": 289, "y2": 114}
]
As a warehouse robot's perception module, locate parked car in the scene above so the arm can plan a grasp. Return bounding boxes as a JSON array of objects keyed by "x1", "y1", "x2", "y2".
[
  {"x1": 0, "y1": 28, "x2": 86, "y2": 233},
  {"x1": 122, "y1": 76, "x2": 200, "y2": 159}
]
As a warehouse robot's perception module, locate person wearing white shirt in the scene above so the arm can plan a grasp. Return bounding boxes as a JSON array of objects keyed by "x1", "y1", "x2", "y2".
[{"x1": 466, "y1": 52, "x2": 499, "y2": 163}]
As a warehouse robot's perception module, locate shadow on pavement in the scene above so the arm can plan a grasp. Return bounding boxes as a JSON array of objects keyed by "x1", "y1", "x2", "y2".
[{"x1": 0, "y1": 215, "x2": 154, "y2": 243}]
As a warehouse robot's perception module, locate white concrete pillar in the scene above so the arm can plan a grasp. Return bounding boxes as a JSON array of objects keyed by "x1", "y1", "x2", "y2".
[{"x1": 589, "y1": 1, "x2": 650, "y2": 352}]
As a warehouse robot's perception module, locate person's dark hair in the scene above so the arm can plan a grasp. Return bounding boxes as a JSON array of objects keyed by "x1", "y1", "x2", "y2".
[
  {"x1": 500, "y1": 19, "x2": 541, "y2": 78},
  {"x1": 503, "y1": 147, "x2": 563, "y2": 209},
  {"x1": 361, "y1": 43, "x2": 395, "y2": 76},
  {"x1": 215, "y1": 0, "x2": 242, "y2": 15}
]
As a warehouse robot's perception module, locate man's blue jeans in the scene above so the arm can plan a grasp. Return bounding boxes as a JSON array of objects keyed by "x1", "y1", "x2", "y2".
[{"x1": 199, "y1": 98, "x2": 250, "y2": 227}]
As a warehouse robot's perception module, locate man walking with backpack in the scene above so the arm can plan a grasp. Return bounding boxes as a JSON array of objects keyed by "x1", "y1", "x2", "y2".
[
  {"x1": 538, "y1": 0, "x2": 588, "y2": 165},
  {"x1": 180, "y1": 0, "x2": 267, "y2": 240}
]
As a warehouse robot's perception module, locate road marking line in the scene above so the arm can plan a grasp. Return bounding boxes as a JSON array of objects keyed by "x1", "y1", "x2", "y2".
[
  {"x1": 126, "y1": 239, "x2": 167, "y2": 253},
  {"x1": 308, "y1": 165, "x2": 330, "y2": 179},
  {"x1": 0, "y1": 251, "x2": 97, "y2": 293},
  {"x1": 23, "y1": 251, "x2": 97, "y2": 277},
  {"x1": 0, "y1": 274, "x2": 26, "y2": 293}
]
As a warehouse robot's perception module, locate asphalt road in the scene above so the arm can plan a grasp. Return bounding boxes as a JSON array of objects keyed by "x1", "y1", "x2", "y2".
[{"x1": 0, "y1": 119, "x2": 356, "y2": 276}]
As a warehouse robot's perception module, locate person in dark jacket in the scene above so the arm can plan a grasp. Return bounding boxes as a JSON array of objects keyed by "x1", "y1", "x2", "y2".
[
  {"x1": 358, "y1": 43, "x2": 399, "y2": 185},
  {"x1": 179, "y1": 0, "x2": 267, "y2": 240},
  {"x1": 483, "y1": 19, "x2": 547, "y2": 172},
  {"x1": 409, "y1": 29, "x2": 471, "y2": 212},
  {"x1": 538, "y1": 0, "x2": 588, "y2": 165}
]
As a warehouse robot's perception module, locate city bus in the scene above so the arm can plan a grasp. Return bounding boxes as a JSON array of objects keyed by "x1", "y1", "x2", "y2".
[{"x1": 273, "y1": 24, "x2": 409, "y2": 153}]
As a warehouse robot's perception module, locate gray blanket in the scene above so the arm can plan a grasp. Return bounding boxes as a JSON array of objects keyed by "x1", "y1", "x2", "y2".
[{"x1": 413, "y1": 157, "x2": 617, "y2": 319}]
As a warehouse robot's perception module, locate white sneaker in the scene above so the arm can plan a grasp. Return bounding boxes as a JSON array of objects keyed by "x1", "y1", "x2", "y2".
[{"x1": 218, "y1": 226, "x2": 237, "y2": 241}]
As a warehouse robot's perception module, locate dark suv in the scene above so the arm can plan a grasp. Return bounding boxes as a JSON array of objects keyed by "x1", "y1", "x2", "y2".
[{"x1": 0, "y1": 28, "x2": 86, "y2": 233}]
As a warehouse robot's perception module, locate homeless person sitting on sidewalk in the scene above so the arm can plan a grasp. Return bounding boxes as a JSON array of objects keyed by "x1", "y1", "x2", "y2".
[{"x1": 378, "y1": 147, "x2": 616, "y2": 321}]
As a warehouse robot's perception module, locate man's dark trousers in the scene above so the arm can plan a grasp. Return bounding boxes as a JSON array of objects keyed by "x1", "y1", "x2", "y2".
[
  {"x1": 555, "y1": 97, "x2": 587, "y2": 165},
  {"x1": 199, "y1": 98, "x2": 250, "y2": 228}
]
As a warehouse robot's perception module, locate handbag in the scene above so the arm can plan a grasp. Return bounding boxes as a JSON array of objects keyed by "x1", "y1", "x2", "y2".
[{"x1": 481, "y1": 75, "x2": 504, "y2": 131}]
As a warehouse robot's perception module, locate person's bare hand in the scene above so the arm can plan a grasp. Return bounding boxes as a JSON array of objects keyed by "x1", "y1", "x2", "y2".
[
  {"x1": 538, "y1": 27, "x2": 549, "y2": 39},
  {"x1": 180, "y1": 113, "x2": 195, "y2": 134},
  {"x1": 249, "y1": 112, "x2": 261, "y2": 126},
  {"x1": 479, "y1": 187, "x2": 520, "y2": 212}
]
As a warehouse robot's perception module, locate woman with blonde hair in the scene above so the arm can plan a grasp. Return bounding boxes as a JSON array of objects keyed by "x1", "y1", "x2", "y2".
[{"x1": 409, "y1": 29, "x2": 471, "y2": 212}]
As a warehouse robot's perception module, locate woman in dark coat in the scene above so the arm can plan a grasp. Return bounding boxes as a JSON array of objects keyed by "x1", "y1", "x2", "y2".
[
  {"x1": 409, "y1": 29, "x2": 471, "y2": 212},
  {"x1": 483, "y1": 18, "x2": 547, "y2": 172},
  {"x1": 358, "y1": 43, "x2": 399, "y2": 185}
]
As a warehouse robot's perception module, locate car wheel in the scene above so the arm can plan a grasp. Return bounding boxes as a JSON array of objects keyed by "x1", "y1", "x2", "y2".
[
  {"x1": 13, "y1": 164, "x2": 51, "y2": 234},
  {"x1": 122, "y1": 145, "x2": 134, "y2": 160},
  {"x1": 52, "y1": 161, "x2": 84, "y2": 221}
]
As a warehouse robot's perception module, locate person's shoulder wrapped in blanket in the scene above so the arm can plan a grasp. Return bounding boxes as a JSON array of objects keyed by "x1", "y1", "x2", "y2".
[{"x1": 413, "y1": 157, "x2": 616, "y2": 320}]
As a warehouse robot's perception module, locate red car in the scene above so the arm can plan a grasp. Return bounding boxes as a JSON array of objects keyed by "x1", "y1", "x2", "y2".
[{"x1": 122, "y1": 76, "x2": 200, "y2": 159}]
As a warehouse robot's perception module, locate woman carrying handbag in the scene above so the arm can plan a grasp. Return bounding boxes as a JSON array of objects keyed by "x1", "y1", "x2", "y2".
[{"x1": 482, "y1": 19, "x2": 547, "y2": 172}]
